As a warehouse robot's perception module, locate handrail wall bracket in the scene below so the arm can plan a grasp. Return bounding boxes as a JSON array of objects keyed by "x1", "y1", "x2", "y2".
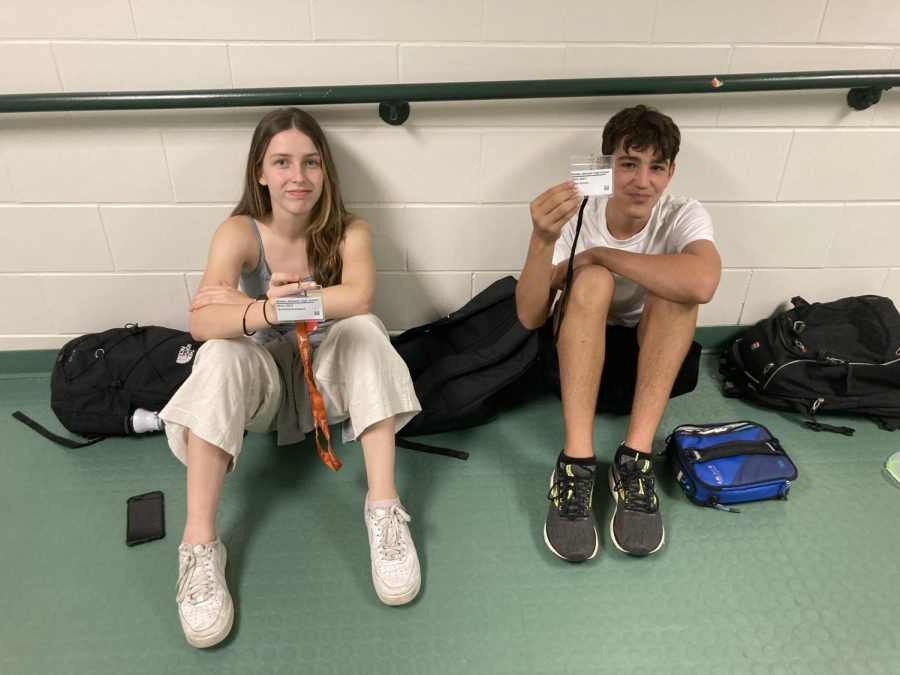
[
  {"x1": 846, "y1": 86, "x2": 890, "y2": 111},
  {"x1": 378, "y1": 101, "x2": 410, "y2": 126}
]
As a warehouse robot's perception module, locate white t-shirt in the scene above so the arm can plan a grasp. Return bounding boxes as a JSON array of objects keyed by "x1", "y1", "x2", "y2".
[{"x1": 552, "y1": 194, "x2": 714, "y2": 327}]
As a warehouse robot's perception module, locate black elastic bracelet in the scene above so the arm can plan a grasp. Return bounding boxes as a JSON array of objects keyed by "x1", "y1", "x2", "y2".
[
  {"x1": 261, "y1": 298, "x2": 277, "y2": 327},
  {"x1": 242, "y1": 301, "x2": 256, "y2": 336}
]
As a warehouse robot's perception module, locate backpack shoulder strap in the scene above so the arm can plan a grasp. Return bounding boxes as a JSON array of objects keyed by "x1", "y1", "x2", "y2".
[
  {"x1": 394, "y1": 436, "x2": 469, "y2": 460},
  {"x1": 782, "y1": 401, "x2": 856, "y2": 436},
  {"x1": 12, "y1": 411, "x2": 105, "y2": 449}
]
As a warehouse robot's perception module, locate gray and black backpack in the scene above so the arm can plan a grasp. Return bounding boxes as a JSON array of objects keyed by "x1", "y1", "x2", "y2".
[{"x1": 720, "y1": 295, "x2": 900, "y2": 435}]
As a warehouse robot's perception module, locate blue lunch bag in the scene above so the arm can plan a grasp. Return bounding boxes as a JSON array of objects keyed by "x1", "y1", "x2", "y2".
[{"x1": 665, "y1": 421, "x2": 798, "y2": 512}]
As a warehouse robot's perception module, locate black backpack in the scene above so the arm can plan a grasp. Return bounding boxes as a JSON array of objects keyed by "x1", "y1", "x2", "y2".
[
  {"x1": 14, "y1": 324, "x2": 203, "y2": 448},
  {"x1": 391, "y1": 276, "x2": 539, "y2": 458},
  {"x1": 720, "y1": 295, "x2": 900, "y2": 435}
]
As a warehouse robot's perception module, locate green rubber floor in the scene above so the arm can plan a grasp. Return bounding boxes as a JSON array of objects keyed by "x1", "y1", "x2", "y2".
[{"x1": 2, "y1": 355, "x2": 899, "y2": 675}]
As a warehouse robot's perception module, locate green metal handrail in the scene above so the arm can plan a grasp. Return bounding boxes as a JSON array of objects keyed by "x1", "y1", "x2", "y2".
[{"x1": 1, "y1": 70, "x2": 896, "y2": 125}]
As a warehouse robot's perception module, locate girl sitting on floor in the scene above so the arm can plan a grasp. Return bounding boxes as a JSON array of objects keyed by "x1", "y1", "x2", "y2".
[{"x1": 160, "y1": 107, "x2": 422, "y2": 649}]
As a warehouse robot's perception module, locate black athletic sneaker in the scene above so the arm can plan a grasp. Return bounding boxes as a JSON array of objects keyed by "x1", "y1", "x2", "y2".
[
  {"x1": 608, "y1": 445, "x2": 665, "y2": 556},
  {"x1": 544, "y1": 458, "x2": 599, "y2": 561}
]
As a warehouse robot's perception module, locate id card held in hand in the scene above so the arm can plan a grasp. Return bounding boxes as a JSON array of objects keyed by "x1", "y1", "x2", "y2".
[
  {"x1": 274, "y1": 284, "x2": 324, "y2": 322},
  {"x1": 570, "y1": 155, "x2": 614, "y2": 197}
]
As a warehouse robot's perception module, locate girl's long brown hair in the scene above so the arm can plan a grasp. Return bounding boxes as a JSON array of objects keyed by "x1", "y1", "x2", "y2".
[{"x1": 232, "y1": 108, "x2": 349, "y2": 287}]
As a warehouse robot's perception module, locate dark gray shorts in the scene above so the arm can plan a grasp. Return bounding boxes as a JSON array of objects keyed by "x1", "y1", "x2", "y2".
[{"x1": 537, "y1": 319, "x2": 701, "y2": 415}]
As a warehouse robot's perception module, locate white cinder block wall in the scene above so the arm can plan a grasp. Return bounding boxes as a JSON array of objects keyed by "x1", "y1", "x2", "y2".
[{"x1": 1, "y1": 0, "x2": 899, "y2": 350}]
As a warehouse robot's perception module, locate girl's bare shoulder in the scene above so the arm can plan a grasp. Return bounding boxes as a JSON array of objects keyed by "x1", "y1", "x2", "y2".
[
  {"x1": 344, "y1": 215, "x2": 371, "y2": 238},
  {"x1": 207, "y1": 214, "x2": 258, "y2": 268},
  {"x1": 215, "y1": 214, "x2": 256, "y2": 239}
]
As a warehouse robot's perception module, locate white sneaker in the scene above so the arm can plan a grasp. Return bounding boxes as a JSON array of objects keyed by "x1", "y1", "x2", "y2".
[
  {"x1": 365, "y1": 503, "x2": 421, "y2": 606},
  {"x1": 176, "y1": 539, "x2": 234, "y2": 648}
]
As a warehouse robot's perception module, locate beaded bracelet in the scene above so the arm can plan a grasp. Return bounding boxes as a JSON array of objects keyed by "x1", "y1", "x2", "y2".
[{"x1": 242, "y1": 301, "x2": 256, "y2": 336}]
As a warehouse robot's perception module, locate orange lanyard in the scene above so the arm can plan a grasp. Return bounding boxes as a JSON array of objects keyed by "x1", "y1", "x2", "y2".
[{"x1": 295, "y1": 320, "x2": 342, "y2": 472}]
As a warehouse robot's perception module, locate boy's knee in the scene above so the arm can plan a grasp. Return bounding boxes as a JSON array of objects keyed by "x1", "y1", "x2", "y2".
[
  {"x1": 568, "y1": 264, "x2": 615, "y2": 308},
  {"x1": 638, "y1": 293, "x2": 699, "y2": 345},
  {"x1": 642, "y1": 292, "x2": 699, "y2": 320}
]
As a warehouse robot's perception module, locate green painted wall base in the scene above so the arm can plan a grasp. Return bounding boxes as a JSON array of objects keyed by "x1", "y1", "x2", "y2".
[
  {"x1": 0, "y1": 326, "x2": 746, "y2": 376},
  {"x1": 0, "y1": 349, "x2": 58, "y2": 376}
]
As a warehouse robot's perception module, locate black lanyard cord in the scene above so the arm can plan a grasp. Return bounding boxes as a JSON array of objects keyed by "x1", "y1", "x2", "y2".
[{"x1": 554, "y1": 196, "x2": 590, "y2": 345}]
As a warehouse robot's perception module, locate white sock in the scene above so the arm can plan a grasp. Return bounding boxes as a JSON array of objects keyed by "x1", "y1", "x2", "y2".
[{"x1": 366, "y1": 496, "x2": 401, "y2": 513}]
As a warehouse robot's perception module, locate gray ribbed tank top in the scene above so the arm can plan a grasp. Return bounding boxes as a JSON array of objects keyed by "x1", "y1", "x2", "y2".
[{"x1": 239, "y1": 215, "x2": 331, "y2": 346}]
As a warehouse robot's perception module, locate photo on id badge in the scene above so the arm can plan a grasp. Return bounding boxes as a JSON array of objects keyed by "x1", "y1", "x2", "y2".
[
  {"x1": 274, "y1": 284, "x2": 324, "y2": 322},
  {"x1": 570, "y1": 155, "x2": 614, "y2": 197}
]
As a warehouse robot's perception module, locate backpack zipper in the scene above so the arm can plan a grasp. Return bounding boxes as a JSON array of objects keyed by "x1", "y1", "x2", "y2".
[
  {"x1": 762, "y1": 356, "x2": 900, "y2": 390},
  {"x1": 682, "y1": 465, "x2": 796, "y2": 492},
  {"x1": 672, "y1": 421, "x2": 757, "y2": 435}
]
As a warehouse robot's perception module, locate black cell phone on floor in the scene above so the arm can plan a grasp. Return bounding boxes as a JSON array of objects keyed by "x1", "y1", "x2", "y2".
[{"x1": 126, "y1": 491, "x2": 166, "y2": 546}]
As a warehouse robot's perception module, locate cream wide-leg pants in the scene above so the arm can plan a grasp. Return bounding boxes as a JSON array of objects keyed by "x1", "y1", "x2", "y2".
[{"x1": 159, "y1": 314, "x2": 421, "y2": 470}]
